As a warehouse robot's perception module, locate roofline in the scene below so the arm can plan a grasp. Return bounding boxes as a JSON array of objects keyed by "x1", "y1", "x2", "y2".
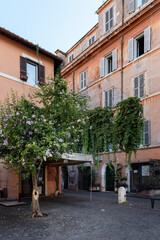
[
  {"x1": 61, "y1": 23, "x2": 98, "y2": 55},
  {"x1": 96, "y1": 0, "x2": 110, "y2": 14},
  {"x1": 55, "y1": 49, "x2": 67, "y2": 56},
  {"x1": 61, "y1": 0, "x2": 160, "y2": 77},
  {"x1": 0, "y1": 27, "x2": 62, "y2": 63}
]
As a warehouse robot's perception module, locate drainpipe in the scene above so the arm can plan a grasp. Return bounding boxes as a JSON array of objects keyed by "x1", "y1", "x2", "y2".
[
  {"x1": 121, "y1": 0, "x2": 124, "y2": 101},
  {"x1": 121, "y1": 36, "x2": 124, "y2": 101},
  {"x1": 73, "y1": 72, "x2": 75, "y2": 92},
  {"x1": 122, "y1": 0, "x2": 124, "y2": 25}
]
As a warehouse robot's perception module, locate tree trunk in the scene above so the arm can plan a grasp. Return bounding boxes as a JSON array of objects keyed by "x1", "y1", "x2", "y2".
[
  {"x1": 56, "y1": 166, "x2": 59, "y2": 191},
  {"x1": 31, "y1": 173, "x2": 42, "y2": 217}
]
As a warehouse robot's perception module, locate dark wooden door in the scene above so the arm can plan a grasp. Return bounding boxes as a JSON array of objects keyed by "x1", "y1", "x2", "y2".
[{"x1": 106, "y1": 166, "x2": 115, "y2": 191}]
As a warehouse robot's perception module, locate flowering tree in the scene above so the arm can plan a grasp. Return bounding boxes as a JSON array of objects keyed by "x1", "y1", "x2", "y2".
[
  {"x1": 0, "y1": 72, "x2": 87, "y2": 217},
  {"x1": 31, "y1": 71, "x2": 88, "y2": 153}
]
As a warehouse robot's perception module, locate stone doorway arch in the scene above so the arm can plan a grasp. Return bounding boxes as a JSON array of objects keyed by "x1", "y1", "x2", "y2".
[{"x1": 101, "y1": 163, "x2": 115, "y2": 192}]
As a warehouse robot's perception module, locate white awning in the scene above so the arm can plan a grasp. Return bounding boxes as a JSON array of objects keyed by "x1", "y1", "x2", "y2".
[{"x1": 47, "y1": 153, "x2": 93, "y2": 166}]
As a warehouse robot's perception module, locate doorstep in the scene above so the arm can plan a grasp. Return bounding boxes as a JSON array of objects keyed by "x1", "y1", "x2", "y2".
[{"x1": 0, "y1": 201, "x2": 27, "y2": 207}]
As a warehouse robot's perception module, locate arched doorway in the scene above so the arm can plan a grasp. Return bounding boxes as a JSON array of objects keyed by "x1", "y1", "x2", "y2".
[{"x1": 106, "y1": 165, "x2": 115, "y2": 191}]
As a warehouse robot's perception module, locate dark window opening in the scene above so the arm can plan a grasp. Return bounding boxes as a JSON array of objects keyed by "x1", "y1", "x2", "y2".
[{"x1": 136, "y1": 35, "x2": 144, "y2": 57}]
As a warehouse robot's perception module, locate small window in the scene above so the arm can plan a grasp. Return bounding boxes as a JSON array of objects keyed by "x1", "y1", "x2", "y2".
[
  {"x1": 105, "y1": 54, "x2": 112, "y2": 75},
  {"x1": 89, "y1": 35, "x2": 95, "y2": 46},
  {"x1": 133, "y1": 73, "x2": 145, "y2": 98},
  {"x1": 105, "y1": 6, "x2": 114, "y2": 33},
  {"x1": 104, "y1": 88, "x2": 114, "y2": 107},
  {"x1": 69, "y1": 54, "x2": 74, "y2": 63},
  {"x1": 135, "y1": 0, "x2": 146, "y2": 9},
  {"x1": 134, "y1": 33, "x2": 144, "y2": 58},
  {"x1": 80, "y1": 70, "x2": 87, "y2": 90},
  {"x1": 27, "y1": 62, "x2": 37, "y2": 85},
  {"x1": 100, "y1": 49, "x2": 117, "y2": 78},
  {"x1": 128, "y1": 26, "x2": 151, "y2": 62},
  {"x1": 129, "y1": 0, "x2": 146, "y2": 13},
  {"x1": 20, "y1": 56, "x2": 45, "y2": 85}
]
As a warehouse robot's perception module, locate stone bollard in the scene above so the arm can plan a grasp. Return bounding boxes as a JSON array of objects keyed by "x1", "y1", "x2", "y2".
[{"x1": 118, "y1": 186, "x2": 126, "y2": 204}]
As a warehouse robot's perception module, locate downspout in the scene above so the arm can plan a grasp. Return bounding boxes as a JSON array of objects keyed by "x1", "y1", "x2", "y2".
[
  {"x1": 121, "y1": 0, "x2": 124, "y2": 101},
  {"x1": 121, "y1": 36, "x2": 124, "y2": 101},
  {"x1": 122, "y1": 0, "x2": 124, "y2": 25},
  {"x1": 73, "y1": 72, "x2": 75, "y2": 92}
]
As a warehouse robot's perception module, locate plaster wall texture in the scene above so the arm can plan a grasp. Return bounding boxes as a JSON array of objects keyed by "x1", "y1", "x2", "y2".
[
  {"x1": 0, "y1": 35, "x2": 54, "y2": 102},
  {"x1": 61, "y1": 1, "x2": 160, "y2": 191},
  {"x1": 0, "y1": 33, "x2": 58, "y2": 199}
]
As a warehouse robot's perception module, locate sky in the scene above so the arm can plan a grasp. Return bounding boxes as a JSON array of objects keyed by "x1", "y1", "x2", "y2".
[{"x1": 0, "y1": 0, "x2": 105, "y2": 54}]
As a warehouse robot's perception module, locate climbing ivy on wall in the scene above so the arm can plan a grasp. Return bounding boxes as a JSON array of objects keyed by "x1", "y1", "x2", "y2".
[
  {"x1": 113, "y1": 97, "x2": 144, "y2": 166},
  {"x1": 83, "y1": 97, "x2": 144, "y2": 167},
  {"x1": 83, "y1": 106, "x2": 114, "y2": 157}
]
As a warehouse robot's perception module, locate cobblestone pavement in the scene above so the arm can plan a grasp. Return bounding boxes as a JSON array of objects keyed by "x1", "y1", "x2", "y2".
[{"x1": 0, "y1": 190, "x2": 160, "y2": 240}]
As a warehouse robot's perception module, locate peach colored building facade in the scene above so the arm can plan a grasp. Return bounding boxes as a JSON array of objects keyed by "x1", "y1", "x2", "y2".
[
  {"x1": 57, "y1": 0, "x2": 160, "y2": 192},
  {"x1": 0, "y1": 27, "x2": 62, "y2": 199}
]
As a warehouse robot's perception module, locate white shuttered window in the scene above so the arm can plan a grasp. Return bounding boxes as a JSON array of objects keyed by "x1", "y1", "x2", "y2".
[
  {"x1": 100, "y1": 49, "x2": 117, "y2": 78},
  {"x1": 104, "y1": 88, "x2": 114, "y2": 107},
  {"x1": 143, "y1": 120, "x2": 150, "y2": 146},
  {"x1": 129, "y1": 0, "x2": 146, "y2": 13},
  {"x1": 133, "y1": 73, "x2": 145, "y2": 98},
  {"x1": 89, "y1": 35, "x2": 95, "y2": 46},
  {"x1": 69, "y1": 54, "x2": 74, "y2": 63},
  {"x1": 128, "y1": 26, "x2": 151, "y2": 62},
  {"x1": 105, "y1": 6, "x2": 114, "y2": 33},
  {"x1": 80, "y1": 70, "x2": 87, "y2": 90}
]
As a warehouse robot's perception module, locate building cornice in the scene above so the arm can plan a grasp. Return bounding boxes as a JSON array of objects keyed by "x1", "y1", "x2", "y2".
[
  {"x1": 61, "y1": 0, "x2": 159, "y2": 78},
  {"x1": 96, "y1": 0, "x2": 112, "y2": 14},
  {"x1": 64, "y1": 24, "x2": 98, "y2": 55}
]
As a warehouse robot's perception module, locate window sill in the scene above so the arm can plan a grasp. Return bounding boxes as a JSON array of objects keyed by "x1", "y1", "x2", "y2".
[
  {"x1": 0, "y1": 72, "x2": 39, "y2": 89},
  {"x1": 125, "y1": 46, "x2": 160, "y2": 70},
  {"x1": 80, "y1": 86, "x2": 87, "y2": 92}
]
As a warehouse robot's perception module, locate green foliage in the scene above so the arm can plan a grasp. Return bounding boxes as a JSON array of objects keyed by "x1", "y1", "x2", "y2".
[
  {"x1": 0, "y1": 69, "x2": 144, "y2": 178},
  {"x1": 83, "y1": 97, "x2": 143, "y2": 167},
  {"x1": 83, "y1": 106, "x2": 114, "y2": 156},
  {"x1": 113, "y1": 97, "x2": 143, "y2": 166},
  {"x1": 0, "y1": 71, "x2": 88, "y2": 178},
  {"x1": 32, "y1": 70, "x2": 88, "y2": 153},
  {"x1": 0, "y1": 92, "x2": 63, "y2": 177}
]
